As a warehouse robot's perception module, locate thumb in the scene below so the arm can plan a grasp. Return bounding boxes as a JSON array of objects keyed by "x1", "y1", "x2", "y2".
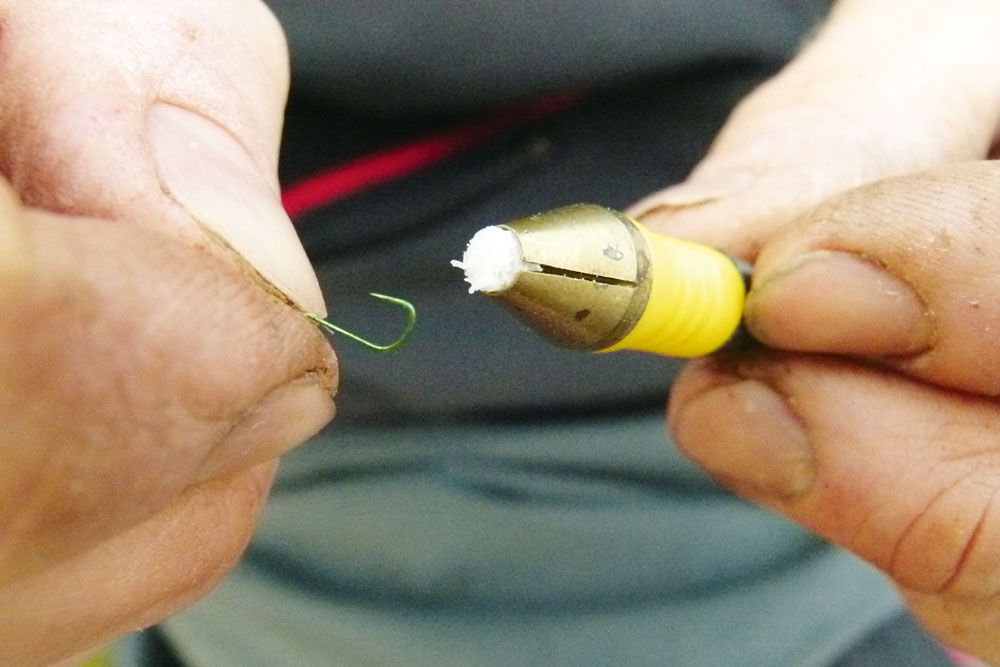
[
  {"x1": 0, "y1": 0, "x2": 323, "y2": 314},
  {"x1": 630, "y1": 0, "x2": 1000, "y2": 259}
]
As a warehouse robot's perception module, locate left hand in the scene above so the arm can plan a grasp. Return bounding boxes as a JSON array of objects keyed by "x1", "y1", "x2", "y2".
[{"x1": 0, "y1": 2, "x2": 336, "y2": 665}]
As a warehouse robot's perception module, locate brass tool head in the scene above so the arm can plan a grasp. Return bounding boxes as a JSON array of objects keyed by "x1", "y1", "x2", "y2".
[
  {"x1": 454, "y1": 203, "x2": 749, "y2": 357},
  {"x1": 468, "y1": 204, "x2": 651, "y2": 350}
]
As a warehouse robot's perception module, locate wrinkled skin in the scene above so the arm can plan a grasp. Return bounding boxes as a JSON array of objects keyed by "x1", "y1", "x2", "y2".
[{"x1": 0, "y1": 2, "x2": 336, "y2": 665}]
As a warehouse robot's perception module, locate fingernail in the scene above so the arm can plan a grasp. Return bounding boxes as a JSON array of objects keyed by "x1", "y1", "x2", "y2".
[
  {"x1": 147, "y1": 103, "x2": 326, "y2": 315},
  {"x1": 196, "y1": 376, "x2": 335, "y2": 481},
  {"x1": 627, "y1": 173, "x2": 753, "y2": 219},
  {"x1": 673, "y1": 377, "x2": 815, "y2": 499},
  {"x1": 746, "y1": 250, "x2": 932, "y2": 355}
]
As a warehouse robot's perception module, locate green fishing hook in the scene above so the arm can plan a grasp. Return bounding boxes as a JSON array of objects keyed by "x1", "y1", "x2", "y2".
[{"x1": 306, "y1": 293, "x2": 416, "y2": 352}]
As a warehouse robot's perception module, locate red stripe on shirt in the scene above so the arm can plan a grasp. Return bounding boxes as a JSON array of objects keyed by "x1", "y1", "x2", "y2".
[{"x1": 281, "y1": 92, "x2": 580, "y2": 219}]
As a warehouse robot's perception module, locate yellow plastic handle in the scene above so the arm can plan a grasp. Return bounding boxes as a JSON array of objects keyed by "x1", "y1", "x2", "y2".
[{"x1": 601, "y1": 223, "x2": 745, "y2": 357}]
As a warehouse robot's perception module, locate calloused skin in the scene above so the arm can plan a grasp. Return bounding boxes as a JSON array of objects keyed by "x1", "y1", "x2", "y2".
[
  {"x1": 0, "y1": 1, "x2": 335, "y2": 665},
  {"x1": 9, "y1": 0, "x2": 1000, "y2": 666}
]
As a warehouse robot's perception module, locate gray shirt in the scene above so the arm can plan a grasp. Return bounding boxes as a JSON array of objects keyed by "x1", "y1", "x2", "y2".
[{"x1": 267, "y1": 0, "x2": 829, "y2": 110}]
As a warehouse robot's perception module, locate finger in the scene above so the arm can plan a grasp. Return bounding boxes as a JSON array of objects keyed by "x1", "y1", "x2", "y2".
[
  {"x1": 0, "y1": 461, "x2": 276, "y2": 667},
  {"x1": 0, "y1": 204, "x2": 335, "y2": 584},
  {"x1": 672, "y1": 352, "x2": 1000, "y2": 595},
  {"x1": 669, "y1": 352, "x2": 1000, "y2": 659},
  {"x1": 0, "y1": 0, "x2": 323, "y2": 313},
  {"x1": 745, "y1": 161, "x2": 1000, "y2": 396},
  {"x1": 629, "y1": 0, "x2": 1000, "y2": 260},
  {"x1": 900, "y1": 588, "x2": 1000, "y2": 666}
]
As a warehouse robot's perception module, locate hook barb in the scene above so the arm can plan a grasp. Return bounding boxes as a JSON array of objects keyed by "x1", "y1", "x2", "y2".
[{"x1": 306, "y1": 293, "x2": 416, "y2": 352}]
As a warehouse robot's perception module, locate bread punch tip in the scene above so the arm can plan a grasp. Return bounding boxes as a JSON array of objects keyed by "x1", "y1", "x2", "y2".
[{"x1": 451, "y1": 203, "x2": 749, "y2": 357}]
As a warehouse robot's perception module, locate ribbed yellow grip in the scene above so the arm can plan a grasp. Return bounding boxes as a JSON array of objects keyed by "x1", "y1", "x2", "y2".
[{"x1": 601, "y1": 223, "x2": 745, "y2": 357}]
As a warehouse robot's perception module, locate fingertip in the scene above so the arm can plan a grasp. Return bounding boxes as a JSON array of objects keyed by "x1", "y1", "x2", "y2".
[{"x1": 670, "y1": 360, "x2": 815, "y2": 500}]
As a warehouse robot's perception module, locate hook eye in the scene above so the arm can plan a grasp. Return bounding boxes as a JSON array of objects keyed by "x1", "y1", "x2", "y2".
[{"x1": 306, "y1": 293, "x2": 416, "y2": 352}]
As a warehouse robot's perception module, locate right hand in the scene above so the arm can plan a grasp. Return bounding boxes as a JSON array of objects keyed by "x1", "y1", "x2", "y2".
[{"x1": 633, "y1": 0, "x2": 1000, "y2": 662}]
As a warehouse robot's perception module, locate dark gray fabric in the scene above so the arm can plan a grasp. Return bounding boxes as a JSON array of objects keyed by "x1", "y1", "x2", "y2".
[
  {"x1": 292, "y1": 66, "x2": 761, "y2": 422},
  {"x1": 152, "y1": 418, "x2": 901, "y2": 667},
  {"x1": 264, "y1": 0, "x2": 830, "y2": 111},
  {"x1": 831, "y1": 614, "x2": 953, "y2": 667},
  {"x1": 124, "y1": 612, "x2": 952, "y2": 667},
  {"x1": 258, "y1": 415, "x2": 818, "y2": 610}
]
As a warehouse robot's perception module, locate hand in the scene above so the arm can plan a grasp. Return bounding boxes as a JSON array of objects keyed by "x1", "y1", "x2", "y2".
[
  {"x1": 0, "y1": 2, "x2": 335, "y2": 665},
  {"x1": 635, "y1": 0, "x2": 1000, "y2": 662}
]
